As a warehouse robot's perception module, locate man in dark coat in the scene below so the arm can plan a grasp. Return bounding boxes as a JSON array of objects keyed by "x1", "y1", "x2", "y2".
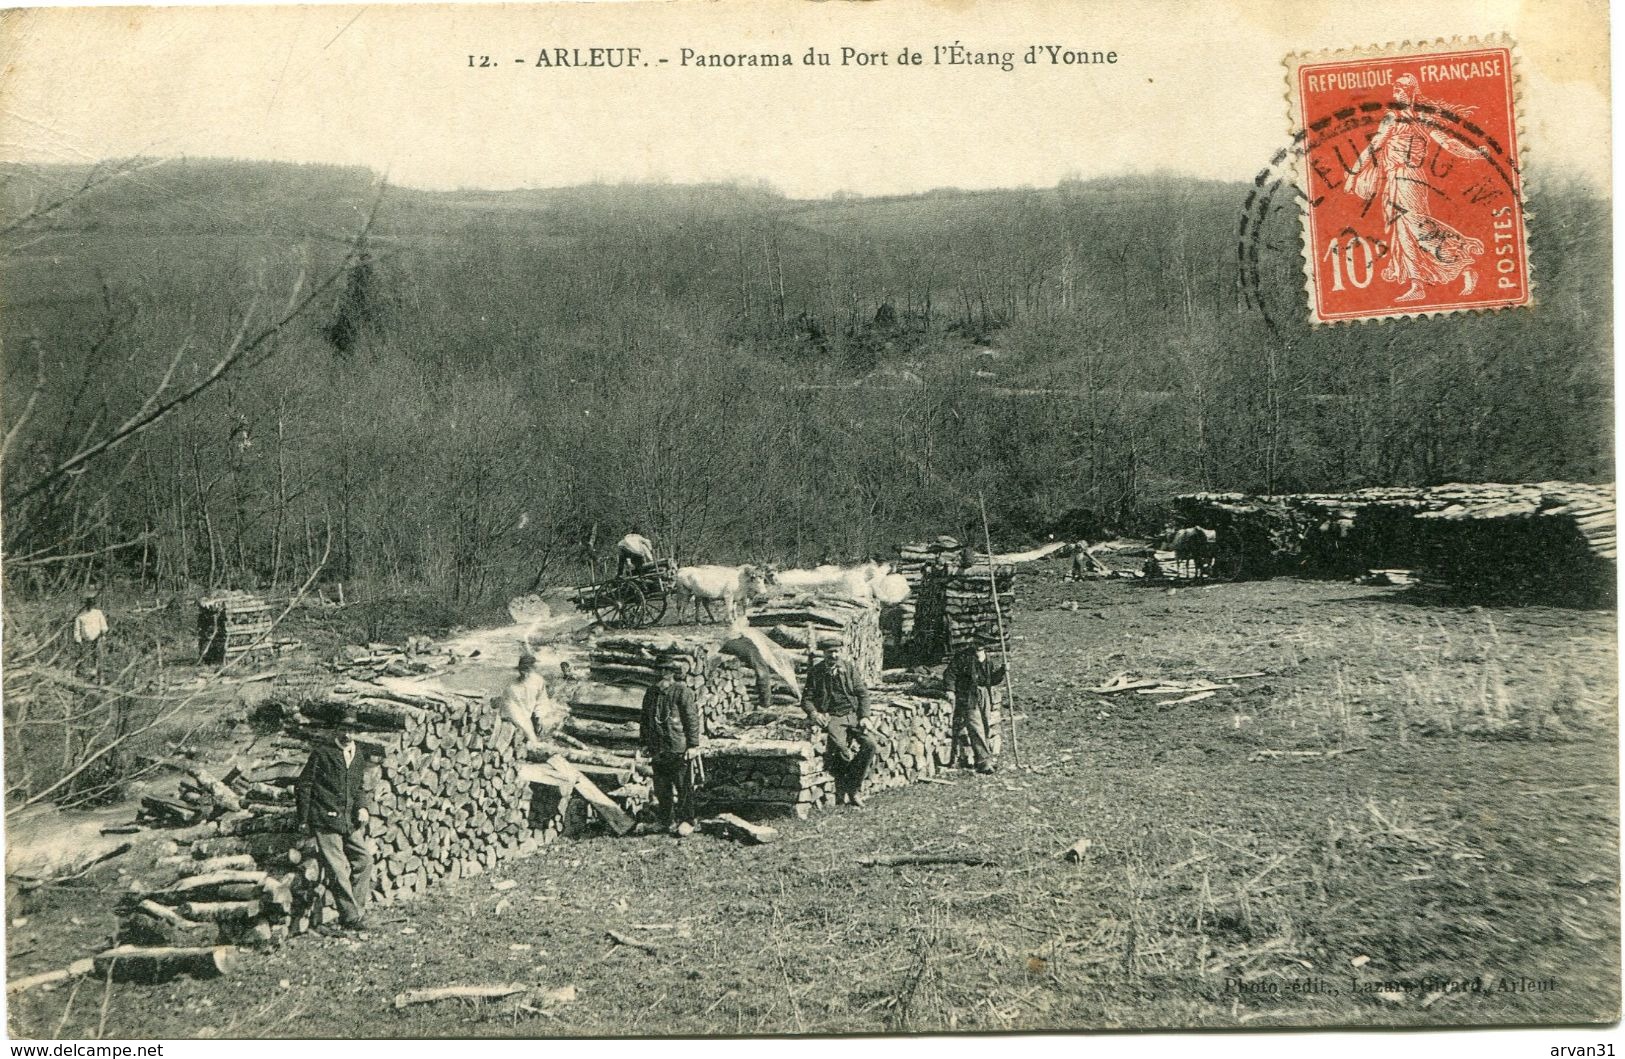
[
  {"x1": 805, "y1": 641, "x2": 876, "y2": 807},
  {"x1": 640, "y1": 658, "x2": 703, "y2": 836},
  {"x1": 947, "y1": 639, "x2": 1006, "y2": 774},
  {"x1": 296, "y1": 720, "x2": 373, "y2": 932}
]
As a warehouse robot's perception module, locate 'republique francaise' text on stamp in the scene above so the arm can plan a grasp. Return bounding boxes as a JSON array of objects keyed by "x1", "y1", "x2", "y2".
[{"x1": 1287, "y1": 39, "x2": 1531, "y2": 324}]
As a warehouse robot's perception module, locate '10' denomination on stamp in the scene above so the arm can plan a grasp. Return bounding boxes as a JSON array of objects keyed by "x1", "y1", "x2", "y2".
[{"x1": 1287, "y1": 38, "x2": 1531, "y2": 324}]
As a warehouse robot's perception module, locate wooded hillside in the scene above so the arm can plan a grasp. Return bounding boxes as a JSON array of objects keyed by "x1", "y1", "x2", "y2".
[{"x1": 1, "y1": 159, "x2": 1611, "y2": 601}]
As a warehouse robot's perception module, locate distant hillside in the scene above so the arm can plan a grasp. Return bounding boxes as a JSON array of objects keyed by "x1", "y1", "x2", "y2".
[{"x1": 0, "y1": 157, "x2": 1611, "y2": 598}]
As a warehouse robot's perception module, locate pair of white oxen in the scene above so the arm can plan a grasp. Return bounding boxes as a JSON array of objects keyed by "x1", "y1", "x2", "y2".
[{"x1": 670, "y1": 560, "x2": 911, "y2": 624}]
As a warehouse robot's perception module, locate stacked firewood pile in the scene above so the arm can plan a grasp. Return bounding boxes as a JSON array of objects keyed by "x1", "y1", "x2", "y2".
[
  {"x1": 908, "y1": 564, "x2": 1015, "y2": 663},
  {"x1": 892, "y1": 536, "x2": 966, "y2": 639},
  {"x1": 698, "y1": 686, "x2": 986, "y2": 819},
  {"x1": 289, "y1": 678, "x2": 538, "y2": 903},
  {"x1": 586, "y1": 635, "x2": 752, "y2": 728},
  {"x1": 196, "y1": 592, "x2": 276, "y2": 665},
  {"x1": 1176, "y1": 482, "x2": 1614, "y2": 599},
  {"x1": 128, "y1": 674, "x2": 539, "y2": 953},
  {"x1": 746, "y1": 597, "x2": 884, "y2": 691}
]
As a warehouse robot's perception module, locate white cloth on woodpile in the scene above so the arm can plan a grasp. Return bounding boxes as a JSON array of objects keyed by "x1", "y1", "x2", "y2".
[
  {"x1": 500, "y1": 670, "x2": 564, "y2": 745},
  {"x1": 73, "y1": 608, "x2": 108, "y2": 643}
]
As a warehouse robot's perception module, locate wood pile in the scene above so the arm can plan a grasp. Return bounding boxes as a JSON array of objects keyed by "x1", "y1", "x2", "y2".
[
  {"x1": 746, "y1": 597, "x2": 884, "y2": 689},
  {"x1": 1176, "y1": 481, "x2": 1614, "y2": 599},
  {"x1": 586, "y1": 634, "x2": 752, "y2": 728},
  {"x1": 196, "y1": 592, "x2": 274, "y2": 665},
  {"x1": 908, "y1": 564, "x2": 1015, "y2": 663},
  {"x1": 892, "y1": 536, "x2": 966, "y2": 641},
  {"x1": 125, "y1": 673, "x2": 543, "y2": 952},
  {"x1": 697, "y1": 687, "x2": 993, "y2": 819}
]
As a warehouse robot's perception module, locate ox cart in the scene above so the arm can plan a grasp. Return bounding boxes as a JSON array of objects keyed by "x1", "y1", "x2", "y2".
[{"x1": 568, "y1": 559, "x2": 676, "y2": 629}]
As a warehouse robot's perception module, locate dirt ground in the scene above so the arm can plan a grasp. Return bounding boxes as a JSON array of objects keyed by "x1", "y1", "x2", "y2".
[{"x1": 7, "y1": 571, "x2": 1618, "y2": 1036}]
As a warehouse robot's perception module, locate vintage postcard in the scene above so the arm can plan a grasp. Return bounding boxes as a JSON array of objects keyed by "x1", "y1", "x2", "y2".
[{"x1": 0, "y1": 0, "x2": 1615, "y2": 1046}]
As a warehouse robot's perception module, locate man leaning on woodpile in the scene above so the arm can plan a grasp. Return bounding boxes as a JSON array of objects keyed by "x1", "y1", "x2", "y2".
[{"x1": 295, "y1": 713, "x2": 375, "y2": 936}]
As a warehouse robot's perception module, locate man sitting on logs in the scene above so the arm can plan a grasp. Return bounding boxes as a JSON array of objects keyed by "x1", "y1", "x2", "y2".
[
  {"x1": 499, "y1": 649, "x2": 563, "y2": 747},
  {"x1": 295, "y1": 714, "x2": 374, "y2": 936},
  {"x1": 947, "y1": 638, "x2": 1005, "y2": 775},
  {"x1": 639, "y1": 657, "x2": 703, "y2": 837},
  {"x1": 616, "y1": 526, "x2": 657, "y2": 576},
  {"x1": 804, "y1": 640, "x2": 876, "y2": 808}
]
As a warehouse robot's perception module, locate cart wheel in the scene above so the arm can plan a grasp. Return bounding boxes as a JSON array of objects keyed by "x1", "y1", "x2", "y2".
[
  {"x1": 592, "y1": 581, "x2": 627, "y2": 628},
  {"x1": 619, "y1": 581, "x2": 655, "y2": 628},
  {"x1": 646, "y1": 590, "x2": 669, "y2": 626}
]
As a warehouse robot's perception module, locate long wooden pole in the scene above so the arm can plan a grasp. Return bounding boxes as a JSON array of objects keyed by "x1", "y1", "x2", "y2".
[{"x1": 977, "y1": 492, "x2": 1021, "y2": 767}]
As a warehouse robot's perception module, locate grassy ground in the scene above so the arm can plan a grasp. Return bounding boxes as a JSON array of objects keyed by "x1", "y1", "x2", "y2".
[{"x1": 7, "y1": 573, "x2": 1618, "y2": 1036}]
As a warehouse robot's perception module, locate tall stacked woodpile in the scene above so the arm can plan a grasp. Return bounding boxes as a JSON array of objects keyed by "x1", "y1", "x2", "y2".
[
  {"x1": 1175, "y1": 482, "x2": 1614, "y2": 600},
  {"x1": 196, "y1": 592, "x2": 276, "y2": 665},
  {"x1": 908, "y1": 563, "x2": 1015, "y2": 663},
  {"x1": 892, "y1": 536, "x2": 965, "y2": 641}
]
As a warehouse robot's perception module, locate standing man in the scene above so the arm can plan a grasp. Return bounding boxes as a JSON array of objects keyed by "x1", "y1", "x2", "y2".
[
  {"x1": 73, "y1": 592, "x2": 109, "y2": 680},
  {"x1": 640, "y1": 658, "x2": 703, "y2": 836},
  {"x1": 295, "y1": 717, "x2": 374, "y2": 934},
  {"x1": 805, "y1": 640, "x2": 876, "y2": 807},
  {"x1": 947, "y1": 638, "x2": 1005, "y2": 774},
  {"x1": 617, "y1": 526, "x2": 657, "y2": 576}
]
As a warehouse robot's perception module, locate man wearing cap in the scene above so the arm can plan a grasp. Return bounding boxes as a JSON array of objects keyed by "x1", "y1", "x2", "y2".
[
  {"x1": 947, "y1": 639, "x2": 1005, "y2": 774},
  {"x1": 295, "y1": 720, "x2": 374, "y2": 934},
  {"x1": 805, "y1": 641, "x2": 875, "y2": 807},
  {"x1": 639, "y1": 658, "x2": 703, "y2": 836}
]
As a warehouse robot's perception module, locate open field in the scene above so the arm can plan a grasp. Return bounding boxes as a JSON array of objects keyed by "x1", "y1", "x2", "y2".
[{"x1": 6, "y1": 571, "x2": 1617, "y2": 1036}]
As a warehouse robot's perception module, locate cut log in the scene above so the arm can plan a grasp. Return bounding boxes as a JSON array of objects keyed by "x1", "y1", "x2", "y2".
[
  {"x1": 1062, "y1": 838, "x2": 1092, "y2": 863},
  {"x1": 393, "y1": 983, "x2": 528, "y2": 1008},
  {"x1": 605, "y1": 929, "x2": 658, "y2": 955},
  {"x1": 92, "y1": 945, "x2": 239, "y2": 983},
  {"x1": 699, "y1": 813, "x2": 778, "y2": 845},
  {"x1": 6, "y1": 959, "x2": 95, "y2": 993},
  {"x1": 856, "y1": 854, "x2": 999, "y2": 868},
  {"x1": 545, "y1": 757, "x2": 633, "y2": 836},
  {"x1": 186, "y1": 768, "x2": 243, "y2": 812},
  {"x1": 178, "y1": 900, "x2": 262, "y2": 923}
]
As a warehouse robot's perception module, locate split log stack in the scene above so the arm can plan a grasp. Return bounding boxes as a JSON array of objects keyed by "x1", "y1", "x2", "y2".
[
  {"x1": 908, "y1": 563, "x2": 1016, "y2": 664},
  {"x1": 746, "y1": 596, "x2": 884, "y2": 694},
  {"x1": 124, "y1": 673, "x2": 544, "y2": 948},
  {"x1": 586, "y1": 634, "x2": 752, "y2": 728},
  {"x1": 287, "y1": 676, "x2": 540, "y2": 907},
  {"x1": 196, "y1": 591, "x2": 274, "y2": 665},
  {"x1": 1176, "y1": 481, "x2": 1614, "y2": 600},
  {"x1": 697, "y1": 687, "x2": 986, "y2": 819},
  {"x1": 892, "y1": 536, "x2": 966, "y2": 640}
]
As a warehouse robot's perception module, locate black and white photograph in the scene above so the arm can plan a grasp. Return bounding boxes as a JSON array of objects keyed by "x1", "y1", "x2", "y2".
[{"x1": 0, "y1": 0, "x2": 1617, "y2": 1042}]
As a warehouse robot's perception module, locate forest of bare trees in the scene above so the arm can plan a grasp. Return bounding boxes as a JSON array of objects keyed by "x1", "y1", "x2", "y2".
[{"x1": 1, "y1": 159, "x2": 1612, "y2": 605}]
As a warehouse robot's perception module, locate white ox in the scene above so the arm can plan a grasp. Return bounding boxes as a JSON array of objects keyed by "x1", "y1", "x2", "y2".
[
  {"x1": 768, "y1": 561, "x2": 896, "y2": 602},
  {"x1": 672, "y1": 564, "x2": 771, "y2": 624}
]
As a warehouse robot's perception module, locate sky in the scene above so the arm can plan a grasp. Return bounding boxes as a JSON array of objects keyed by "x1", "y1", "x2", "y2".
[{"x1": 0, "y1": 0, "x2": 1612, "y2": 198}]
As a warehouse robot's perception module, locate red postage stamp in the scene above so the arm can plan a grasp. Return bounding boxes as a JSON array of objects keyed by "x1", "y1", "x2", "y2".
[{"x1": 1286, "y1": 39, "x2": 1530, "y2": 324}]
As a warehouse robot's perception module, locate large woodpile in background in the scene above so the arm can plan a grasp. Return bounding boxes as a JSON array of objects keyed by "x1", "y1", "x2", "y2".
[
  {"x1": 1174, "y1": 482, "x2": 1614, "y2": 601},
  {"x1": 893, "y1": 536, "x2": 966, "y2": 641}
]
